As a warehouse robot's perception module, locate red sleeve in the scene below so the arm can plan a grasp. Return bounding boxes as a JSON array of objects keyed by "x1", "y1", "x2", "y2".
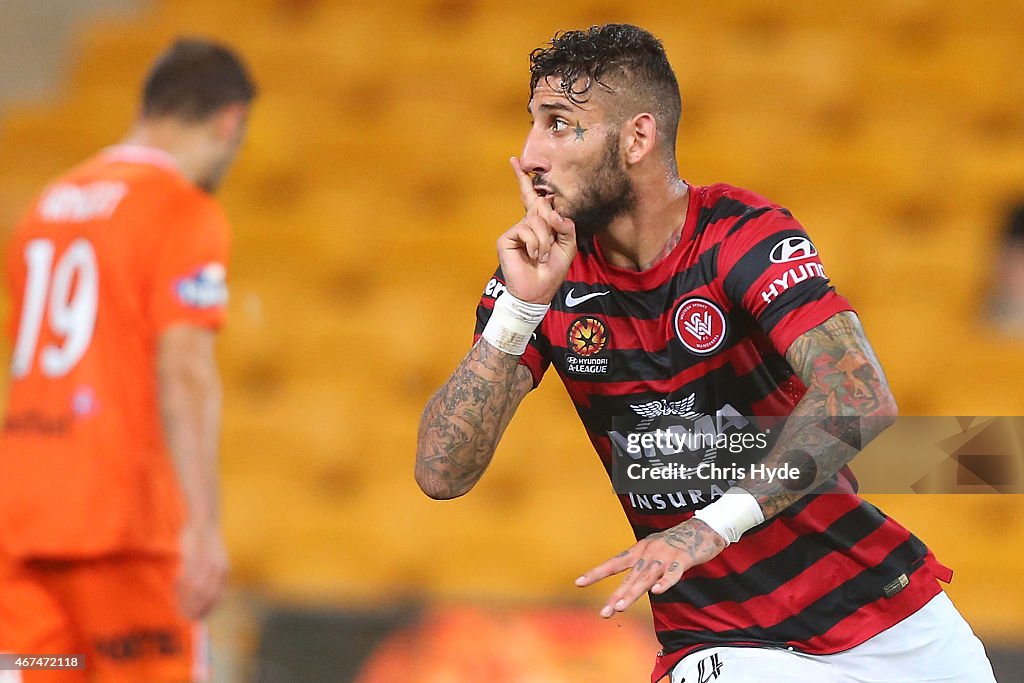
[
  {"x1": 150, "y1": 198, "x2": 231, "y2": 333},
  {"x1": 472, "y1": 268, "x2": 550, "y2": 388},
  {"x1": 716, "y1": 207, "x2": 854, "y2": 355}
]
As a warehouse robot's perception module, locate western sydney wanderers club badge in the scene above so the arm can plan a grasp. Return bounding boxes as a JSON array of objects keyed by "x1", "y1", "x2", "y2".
[{"x1": 674, "y1": 298, "x2": 727, "y2": 355}]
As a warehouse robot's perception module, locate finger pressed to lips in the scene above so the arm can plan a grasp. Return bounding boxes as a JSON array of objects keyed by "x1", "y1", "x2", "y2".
[
  {"x1": 510, "y1": 156, "x2": 564, "y2": 214},
  {"x1": 510, "y1": 156, "x2": 540, "y2": 208}
]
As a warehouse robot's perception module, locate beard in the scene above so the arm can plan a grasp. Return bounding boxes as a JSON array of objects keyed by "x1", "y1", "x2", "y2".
[{"x1": 562, "y1": 131, "x2": 635, "y2": 238}]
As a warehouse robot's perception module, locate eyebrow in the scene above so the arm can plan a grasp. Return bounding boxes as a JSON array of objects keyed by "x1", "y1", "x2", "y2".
[{"x1": 527, "y1": 101, "x2": 575, "y2": 115}]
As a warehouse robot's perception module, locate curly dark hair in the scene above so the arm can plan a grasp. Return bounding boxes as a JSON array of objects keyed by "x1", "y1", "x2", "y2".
[
  {"x1": 142, "y1": 38, "x2": 257, "y2": 122},
  {"x1": 529, "y1": 24, "x2": 681, "y2": 154}
]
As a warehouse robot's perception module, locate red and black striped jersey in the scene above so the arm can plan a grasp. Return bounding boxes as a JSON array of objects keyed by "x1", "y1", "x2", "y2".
[{"x1": 474, "y1": 182, "x2": 951, "y2": 682}]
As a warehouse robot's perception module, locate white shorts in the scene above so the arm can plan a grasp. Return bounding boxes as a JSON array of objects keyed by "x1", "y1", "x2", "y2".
[{"x1": 669, "y1": 592, "x2": 997, "y2": 683}]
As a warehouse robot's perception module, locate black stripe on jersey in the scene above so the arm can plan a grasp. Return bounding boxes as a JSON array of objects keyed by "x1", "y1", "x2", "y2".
[
  {"x1": 558, "y1": 328, "x2": 777, "y2": 390},
  {"x1": 693, "y1": 198, "x2": 769, "y2": 240},
  {"x1": 757, "y1": 278, "x2": 835, "y2": 333},
  {"x1": 552, "y1": 245, "x2": 720, "y2": 319},
  {"x1": 654, "y1": 536, "x2": 930, "y2": 652},
  {"x1": 577, "y1": 339, "x2": 790, "y2": 419},
  {"x1": 722, "y1": 206, "x2": 775, "y2": 238},
  {"x1": 721, "y1": 229, "x2": 807, "y2": 303},
  {"x1": 724, "y1": 206, "x2": 786, "y2": 239},
  {"x1": 646, "y1": 504, "x2": 887, "y2": 607}
]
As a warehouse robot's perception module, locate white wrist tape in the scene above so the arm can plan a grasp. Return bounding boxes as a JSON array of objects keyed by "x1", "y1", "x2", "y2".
[
  {"x1": 481, "y1": 292, "x2": 549, "y2": 356},
  {"x1": 692, "y1": 487, "x2": 765, "y2": 546}
]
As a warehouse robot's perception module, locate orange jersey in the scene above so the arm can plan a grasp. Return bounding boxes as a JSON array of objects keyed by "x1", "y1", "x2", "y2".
[{"x1": 0, "y1": 145, "x2": 230, "y2": 559}]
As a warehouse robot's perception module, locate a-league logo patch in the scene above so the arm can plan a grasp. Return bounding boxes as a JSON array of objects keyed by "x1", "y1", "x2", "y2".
[
  {"x1": 174, "y1": 262, "x2": 228, "y2": 309},
  {"x1": 567, "y1": 316, "x2": 609, "y2": 356},
  {"x1": 673, "y1": 298, "x2": 726, "y2": 355},
  {"x1": 565, "y1": 316, "x2": 611, "y2": 375}
]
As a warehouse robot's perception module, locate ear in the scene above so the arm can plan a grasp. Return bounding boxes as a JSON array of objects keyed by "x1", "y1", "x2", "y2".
[
  {"x1": 622, "y1": 112, "x2": 657, "y2": 165},
  {"x1": 213, "y1": 102, "x2": 249, "y2": 141}
]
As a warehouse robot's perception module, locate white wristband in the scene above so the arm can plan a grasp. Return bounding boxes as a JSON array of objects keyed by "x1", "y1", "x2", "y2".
[
  {"x1": 692, "y1": 487, "x2": 765, "y2": 546},
  {"x1": 481, "y1": 292, "x2": 549, "y2": 356}
]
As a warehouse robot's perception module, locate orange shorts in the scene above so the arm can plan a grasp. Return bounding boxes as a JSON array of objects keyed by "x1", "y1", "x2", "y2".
[{"x1": 0, "y1": 555, "x2": 207, "y2": 683}]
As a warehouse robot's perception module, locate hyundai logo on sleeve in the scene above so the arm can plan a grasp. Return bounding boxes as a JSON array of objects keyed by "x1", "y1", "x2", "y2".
[{"x1": 769, "y1": 236, "x2": 818, "y2": 264}]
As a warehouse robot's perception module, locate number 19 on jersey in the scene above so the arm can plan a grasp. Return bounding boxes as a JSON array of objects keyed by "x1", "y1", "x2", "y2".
[{"x1": 10, "y1": 238, "x2": 98, "y2": 379}]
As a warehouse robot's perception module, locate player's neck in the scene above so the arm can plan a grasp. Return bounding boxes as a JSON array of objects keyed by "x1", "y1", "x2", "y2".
[
  {"x1": 120, "y1": 119, "x2": 215, "y2": 188},
  {"x1": 597, "y1": 177, "x2": 689, "y2": 272}
]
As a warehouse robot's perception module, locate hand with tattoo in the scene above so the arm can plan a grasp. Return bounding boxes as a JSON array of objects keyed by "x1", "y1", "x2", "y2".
[{"x1": 575, "y1": 518, "x2": 727, "y2": 618}]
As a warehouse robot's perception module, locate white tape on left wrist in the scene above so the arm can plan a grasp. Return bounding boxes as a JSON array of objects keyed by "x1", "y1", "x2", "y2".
[
  {"x1": 692, "y1": 487, "x2": 765, "y2": 546},
  {"x1": 480, "y1": 292, "x2": 549, "y2": 356}
]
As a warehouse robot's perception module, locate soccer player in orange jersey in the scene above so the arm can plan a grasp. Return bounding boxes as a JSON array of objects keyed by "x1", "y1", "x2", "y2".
[{"x1": 0, "y1": 39, "x2": 255, "y2": 682}]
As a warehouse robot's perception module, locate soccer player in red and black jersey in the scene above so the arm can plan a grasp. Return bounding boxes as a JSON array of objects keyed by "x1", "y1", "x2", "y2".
[{"x1": 415, "y1": 24, "x2": 997, "y2": 682}]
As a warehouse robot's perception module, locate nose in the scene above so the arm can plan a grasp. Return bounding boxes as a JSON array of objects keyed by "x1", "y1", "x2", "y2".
[{"x1": 520, "y1": 127, "x2": 551, "y2": 177}]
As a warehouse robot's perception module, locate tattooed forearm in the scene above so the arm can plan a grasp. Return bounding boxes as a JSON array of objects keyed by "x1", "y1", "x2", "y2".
[
  {"x1": 787, "y1": 312, "x2": 886, "y2": 415},
  {"x1": 742, "y1": 311, "x2": 898, "y2": 519},
  {"x1": 415, "y1": 339, "x2": 533, "y2": 499}
]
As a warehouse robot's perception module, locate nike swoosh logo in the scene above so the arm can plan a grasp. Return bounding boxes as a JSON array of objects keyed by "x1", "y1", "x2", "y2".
[{"x1": 564, "y1": 288, "x2": 610, "y2": 308}]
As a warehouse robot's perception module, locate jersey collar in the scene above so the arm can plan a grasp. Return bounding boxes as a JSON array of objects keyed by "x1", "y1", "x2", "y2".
[{"x1": 101, "y1": 144, "x2": 180, "y2": 173}]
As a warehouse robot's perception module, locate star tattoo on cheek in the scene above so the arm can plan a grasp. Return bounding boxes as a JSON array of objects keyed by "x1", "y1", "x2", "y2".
[{"x1": 574, "y1": 121, "x2": 587, "y2": 141}]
